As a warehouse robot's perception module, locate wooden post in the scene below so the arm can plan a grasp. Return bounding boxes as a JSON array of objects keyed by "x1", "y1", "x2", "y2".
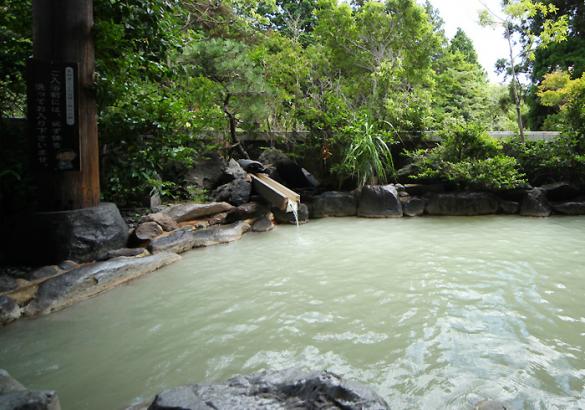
[{"x1": 31, "y1": 0, "x2": 99, "y2": 210}]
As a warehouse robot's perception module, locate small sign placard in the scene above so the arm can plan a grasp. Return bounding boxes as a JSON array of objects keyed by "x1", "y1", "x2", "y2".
[{"x1": 27, "y1": 59, "x2": 80, "y2": 172}]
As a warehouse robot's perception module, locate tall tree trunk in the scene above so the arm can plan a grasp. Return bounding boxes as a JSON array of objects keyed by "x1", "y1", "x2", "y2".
[
  {"x1": 506, "y1": 26, "x2": 525, "y2": 143},
  {"x1": 32, "y1": 0, "x2": 100, "y2": 210},
  {"x1": 223, "y1": 93, "x2": 249, "y2": 159}
]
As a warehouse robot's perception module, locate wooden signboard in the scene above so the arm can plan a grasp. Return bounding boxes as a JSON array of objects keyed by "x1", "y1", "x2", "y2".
[{"x1": 27, "y1": 59, "x2": 80, "y2": 172}]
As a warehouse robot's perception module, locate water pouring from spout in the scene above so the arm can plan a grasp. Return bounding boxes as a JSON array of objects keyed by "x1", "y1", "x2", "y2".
[{"x1": 286, "y1": 199, "x2": 300, "y2": 227}]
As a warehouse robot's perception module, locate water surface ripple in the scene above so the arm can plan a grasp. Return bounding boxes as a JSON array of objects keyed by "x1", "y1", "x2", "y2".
[{"x1": 1, "y1": 217, "x2": 585, "y2": 409}]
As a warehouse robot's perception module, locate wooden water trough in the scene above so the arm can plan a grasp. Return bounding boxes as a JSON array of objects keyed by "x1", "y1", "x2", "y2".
[{"x1": 250, "y1": 173, "x2": 300, "y2": 212}]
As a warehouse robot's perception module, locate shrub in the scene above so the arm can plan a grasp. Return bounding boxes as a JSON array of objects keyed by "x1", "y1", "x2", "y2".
[
  {"x1": 504, "y1": 136, "x2": 585, "y2": 185},
  {"x1": 439, "y1": 122, "x2": 501, "y2": 161},
  {"x1": 99, "y1": 82, "x2": 213, "y2": 206},
  {"x1": 448, "y1": 156, "x2": 526, "y2": 190},
  {"x1": 406, "y1": 121, "x2": 526, "y2": 191}
]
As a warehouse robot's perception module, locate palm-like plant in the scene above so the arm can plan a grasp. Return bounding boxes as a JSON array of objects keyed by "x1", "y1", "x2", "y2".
[{"x1": 339, "y1": 116, "x2": 395, "y2": 188}]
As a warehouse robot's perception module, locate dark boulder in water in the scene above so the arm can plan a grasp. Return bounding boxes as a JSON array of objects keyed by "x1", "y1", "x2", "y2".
[
  {"x1": 358, "y1": 185, "x2": 403, "y2": 218},
  {"x1": 309, "y1": 191, "x2": 357, "y2": 218},
  {"x1": 403, "y1": 196, "x2": 426, "y2": 217},
  {"x1": 0, "y1": 369, "x2": 61, "y2": 409},
  {"x1": 520, "y1": 188, "x2": 551, "y2": 217},
  {"x1": 142, "y1": 369, "x2": 389, "y2": 410},
  {"x1": 550, "y1": 200, "x2": 585, "y2": 215},
  {"x1": 426, "y1": 192, "x2": 499, "y2": 216}
]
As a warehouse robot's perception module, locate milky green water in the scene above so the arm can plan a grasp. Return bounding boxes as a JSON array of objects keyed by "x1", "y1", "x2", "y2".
[{"x1": 1, "y1": 217, "x2": 585, "y2": 409}]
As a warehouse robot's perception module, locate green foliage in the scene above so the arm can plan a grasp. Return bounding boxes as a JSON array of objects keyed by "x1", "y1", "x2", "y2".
[
  {"x1": 92, "y1": 0, "x2": 207, "y2": 205},
  {"x1": 99, "y1": 82, "x2": 208, "y2": 205},
  {"x1": 505, "y1": 135, "x2": 585, "y2": 185},
  {"x1": 518, "y1": 0, "x2": 581, "y2": 128},
  {"x1": 313, "y1": 0, "x2": 439, "y2": 126},
  {"x1": 332, "y1": 115, "x2": 395, "y2": 188},
  {"x1": 0, "y1": 0, "x2": 31, "y2": 118},
  {"x1": 432, "y1": 48, "x2": 489, "y2": 126},
  {"x1": 259, "y1": 0, "x2": 318, "y2": 45},
  {"x1": 439, "y1": 123, "x2": 501, "y2": 161},
  {"x1": 538, "y1": 71, "x2": 585, "y2": 136},
  {"x1": 449, "y1": 28, "x2": 479, "y2": 65},
  {"x1": 4, "y1": 0, "x2": 583, "y2": 204},
  {"x1": 407, "y1": 122, "x2": 526, "y2": 191},
  {"x1": 182, "y1": 37, "x2": 273, "y2": 130},
  {"x1": 448, "y1": 156, "x2": 526, "y2": 191}
]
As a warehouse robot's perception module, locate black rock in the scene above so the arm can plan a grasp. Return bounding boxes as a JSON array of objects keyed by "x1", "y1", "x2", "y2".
[
  {"x1": 225, "y1": 202, "x2": 266, "y2": 223},
  {"x1": 258, "y1": 148, "x2": 291, "y2": 169},
  {"x1": 520, "y1": 188, "x2": 551, "y2": 217},
  {"x1": 217, "y1": 159, "x2": 247, "y2": 185},
  {"x1": 540, "y1": 182, "x2": 581, "y2": 202},
  {"x1": 0, "y1": 390, "x2": 61, "y2": 410},
  {"x1": 301, "y1": 168, "x2": 320, "y2": 187},
  {"x1": 0, "y1": 275, "x2": 18, "y2": 293},
  {"x1": 404, "y1": 197, "x2": 426, "y2": 217},
  {"x1": 499, "y1": 200, "x2": 520, "y2": 215},
  {"x1": 212, "y1": 179, "x2": 252, "y2": 206},
  {"x1": 358, "y1": 185, "x2": 403, "y2": 218},
  {"x1": 276, "y1": 161, "x2": 319, "y2": 189},
  {"x1": 0, "y1": 369, "x2": 25, "y2": 394},
  {"x1": 0, "y1": 296, "x2": 21, "y2": 326},
  {"x1": 426, "y1": 192, "x2": 499, "y2": 216},
  {"x1": 403, "y1": 183, "x2": 445, "y2": 197},
  {"x1": 184, "y1": 153, "x2": 226, "y2": 191},
  {"x1": 309, "y1": 191, "x2": 357, "y2": 218},
  {"x1": 551, "y1": 201, "x2": 585, "y2": 215},
  {"x1": 145, "y1": 369, "x2": 389, "y2": 410},
  {"x1": 497, "y1": 186, "x2": 532, "y2": 202},
  {"x1": 252, "y1": 213, "x2": 275, "y2": 232},
  {"x1": 26, "y1": 203, "x2": 129, "y2": 264}
]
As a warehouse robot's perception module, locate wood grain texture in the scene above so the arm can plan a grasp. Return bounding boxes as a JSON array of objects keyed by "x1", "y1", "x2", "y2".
[{"x1": 32, "y1": 0, "x2": 99, "y2": 210}]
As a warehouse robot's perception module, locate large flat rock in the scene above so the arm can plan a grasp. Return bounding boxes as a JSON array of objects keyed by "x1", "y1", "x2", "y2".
[
  {"x1": 551, "y1": 201, "x2": 585, "y2": 215},
  {"x1": 358, "y1": 185, "x2": 403, "y2": 218},
  {"x1": 25, "y1": 252, "x2": 181, "y2": 316},
  {"x1": 149, "y1": 222, "x2": 252, "y2": 255},
  {"x1": 163, "y1": 202, "x2": 233, "y2": 223},
  {"x1": 310, "y1": 191, "x2": 357, "y2": 218},
  {"x1": 426, "y1": 192, "x2": 499, "y2": 216},
  {"x1": 141, "y1": 369, "x2": 388, "y2": 410},
  {"x1": 149, "y1": 228, "x2": 195, "y2": 254},
  {"x1": 192, "y1": 221, "x2": 251, "y2": 247}
]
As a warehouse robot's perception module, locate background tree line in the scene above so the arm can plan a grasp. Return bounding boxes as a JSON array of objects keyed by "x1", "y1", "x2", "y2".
[{"x1": 1, "y1": 0, "x2": 584, "y2": 206}]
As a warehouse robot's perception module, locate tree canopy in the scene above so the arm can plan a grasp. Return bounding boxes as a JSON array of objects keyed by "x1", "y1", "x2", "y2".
[{"x1": 1, "y1": 0, "x2": 582, "y2": 204}]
